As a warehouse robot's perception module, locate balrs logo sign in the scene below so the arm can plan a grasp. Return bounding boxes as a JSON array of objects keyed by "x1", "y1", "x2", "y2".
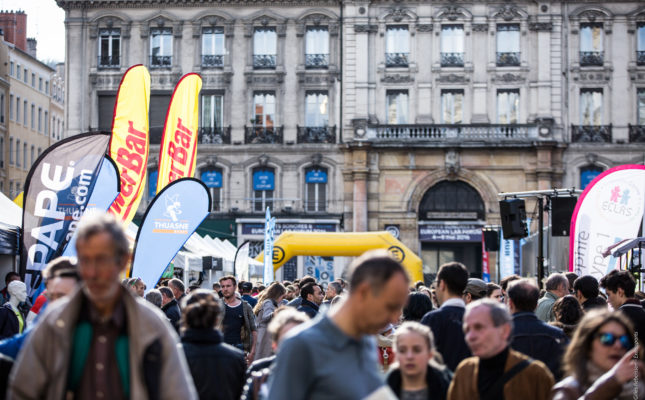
[{"x1": 597, "y1": 180, "x2": 642, "y2": 223}]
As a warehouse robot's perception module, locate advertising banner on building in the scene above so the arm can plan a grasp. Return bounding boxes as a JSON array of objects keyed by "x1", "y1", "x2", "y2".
[
  {"x1": 21, "y1": 132, "x2": 110, "y2": 294},
  {"x1": 304, "y1": 256, "x2": 334, "y2": 286},
  {"x1": 130, "y1": 178, "x2": 211, "y2": 292},
  {"x1": 419, "y1": 224, "x2": 483, "y2": 242},
  {"x1": 482, "y1": 234, "x2": 490, "y2": 282},
  {"x1": 157, "y1": 73, "x2": 202, "y2": 190},
  {"x1": 264, "y1": 207, "x2": 276, "y2": 284},
  {"x1": 108, "y1": 65, "x2": 151, "y2": 226},
  {"x1": 569, "y1": 165, "x2": 645, "y2": 279}
]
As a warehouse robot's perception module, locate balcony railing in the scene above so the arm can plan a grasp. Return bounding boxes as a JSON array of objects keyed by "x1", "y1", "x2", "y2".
[
  {"x1": 370, "y1": 124, "x2": 538, "y2": 142},
  {"x1": 579, "y1": 51, "x2": 604, "y2": 66},
  {"x1": 98, "y1": 55, "x2": 120, "y2": 68},
  {"x1": 305, "y1": 54, "x2": 329, "y2": 69},
  {"x1": 440, "y1": 52, "x2": 464, "y2": 67},
  {"x1": 297, "y1": 126, "x2": 336, "y2": 144},
  {"x1": 629, "y1": 124, "x2": 645, "y2": 143},
  {"x1": 496, "y1": 52, "x2": 520, "y2": 67},
  {"x1": 385, "y1": 52, "x2": 409, "y2": 68},
  {"x1": 571, "y1": 124, "x2": 612, "y2": 143},
  {"x1": 199, "y1": 126, "x2": 231, "y2": 144},
  {"x1": 150, "y1": 55, "x2": 172, "y2": 68},
  {"x1": 637, "y1": 51, "x2": 645, "y2": 66},
  {"x1": 202, "y1": 54, "x2": 224, "y2": 68},
  {"x1": 253, "y1": 54, "x2": 276, "y2": 69},
  {"x1": 244, "y1": 126, "x2": 283, "y2": 144}
]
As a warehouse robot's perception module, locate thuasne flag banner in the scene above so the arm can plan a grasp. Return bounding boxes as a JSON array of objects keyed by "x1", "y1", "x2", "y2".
[
  {"x1": 569, "y1": 165, "x2": 645, "y2": 279},
  {"x1": 131, "y1": 178, "x2": 211, "y2": 292},
  {"x1": 108, "y1": 64, "x2": 150, "y2": 226},
  {"x1": 21, "y1": 132, "x2": 111, "y2": 294},
  {"x1": 157, "y1": 73, "x2": 202, "y2": 191},
  {"x1": 62, "y1": 156, "x2": 121, "y2": 258}
]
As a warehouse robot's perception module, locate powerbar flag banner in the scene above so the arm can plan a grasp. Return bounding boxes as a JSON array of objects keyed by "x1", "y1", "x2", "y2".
[
  {"x1": 263, "y1": 207, "x2": 276, "y2": 284},
  {"x1": 21, "y1": 132, "x2": 111, "y2": 294},
  {"x1": 108, "y1": 65, "x2": 150, "y2": 226},
  {"x1": 62, "y1": 156, "x2": 121, "y2": 258},
  {"x1": 157, "y1": 73, "x2": 202, "y2": 190},
  {"x1": 131, "y1": 178, "x2": 211, "y2": 292},
  {"x1": 569, "y1": 165, "x2": 645, "y2": 279}
]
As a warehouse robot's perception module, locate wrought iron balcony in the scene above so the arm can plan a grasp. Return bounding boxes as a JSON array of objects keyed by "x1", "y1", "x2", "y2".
[
  {"x1": 202, "y1": 54, "x2": 224, "y2": 68},
  {"x1": 297, "y1": 126, "x2": 336, "y2": 144},
  {"x1": 244, "y1": 126, "x2": 283, "y2": 144},
  {"x1": 571, "y1": 124, "x2": 612, "y2": 143},
  {"x1": 98, "y1": 55, "x2": 120, "y2": 68},
  {"x1": 150, "y1": 55, "x2": 172, "y2": 68},
  {"x1": 198, "y1": 126, "x2": 231, "y2": 144},
  {"x1": 385, "y1": 52, "x2": 409, "y2": 68},
  {"x1": 440, "y1": 52, "x2": 464, "y2": 67},
  {"x1": 637, "y1": 51, "x2": 645, "y2": 66},
  {"x1": 253, "y1": 54, "x2": 276, "y2": 69},
  {"x1": 629, "y1": 124, "x2": 645, "y2": 143},
  {"x1": 305, "y1": 54, "x2": 329, "y2": 69},
  {"x1": 579, "y1": 51, "x2": 604, "y2": 67},
  {"x1": 370, "y1": 124, "x2": 538, "y2": 142},
  {"x1": 496, "y1": 52, "x2": 520, "y2": 67}
]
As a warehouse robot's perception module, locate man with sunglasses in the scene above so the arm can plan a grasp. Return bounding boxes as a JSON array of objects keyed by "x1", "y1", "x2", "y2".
[{"x1": 600, "y1": 270, "x2": 645, "y2": 337}]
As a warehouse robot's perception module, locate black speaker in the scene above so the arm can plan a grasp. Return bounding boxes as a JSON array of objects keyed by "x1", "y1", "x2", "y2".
[
  {"x1": 483, "y1": 230, "x2": 500, "y2": 251},
  {"x1": 202, "y1": 256, "x2": 223, "y2": 271},
  {"x1": 551, "y1": 197, "x2": 578, "y2": 237},
  {"x1": 499, "y1": 199, "x2": 528, "y2": 239}
]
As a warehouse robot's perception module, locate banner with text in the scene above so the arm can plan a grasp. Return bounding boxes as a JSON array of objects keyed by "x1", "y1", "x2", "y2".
[
  {"x1": 21, "y1": 132, "x2": 110, "y2": 294},
  {"x1": 157, "y1": 73, "x2": 202, "y2": 190},
  {"x1": 264, "y1": 207, "x2": 276, "y2": 284},
  {"x1": 569, "y1": 165, "x2": 645, "y2": 279},
  {"x1": 108, "y1": 65, "x2": 151, "y2": 226},
  {"x1": 131, "y1": 178, "x2": 211, "y2": 292}
]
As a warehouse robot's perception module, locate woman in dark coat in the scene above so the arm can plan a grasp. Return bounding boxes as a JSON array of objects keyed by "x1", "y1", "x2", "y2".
[{"x1": 180, "y1": 289, "x2": 246, "y2": 400}]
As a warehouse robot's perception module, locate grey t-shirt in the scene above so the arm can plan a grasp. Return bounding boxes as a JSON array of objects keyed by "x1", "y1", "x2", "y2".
[{"x1": 267, "y1": 315, "x2": 386, "y2": 400}]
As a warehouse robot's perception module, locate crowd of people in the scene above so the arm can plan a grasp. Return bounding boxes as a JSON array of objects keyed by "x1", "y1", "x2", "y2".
[{"x1": 0, "y1": 212, "x2": 644, "y2": 399}]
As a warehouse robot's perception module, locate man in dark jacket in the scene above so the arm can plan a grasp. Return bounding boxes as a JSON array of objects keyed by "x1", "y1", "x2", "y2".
[
  {"x1": 573, "y1": 275, "x2": 607, "y2": 311},
  {"x1": 297, "y1": 283, "x2": 323, "y2": 318},
  {"x1": 507, "y1": 279, "x2": 569, "y2": 379},
  {"x1": 600, "y1": 269, "x2": 645, "y2": 336},
  {"x1": 420, "y1": 261, "x2": 471, "y2": 371},
  {"x1": 160, "y1": 286, "x2": 181, "y2": 331}
]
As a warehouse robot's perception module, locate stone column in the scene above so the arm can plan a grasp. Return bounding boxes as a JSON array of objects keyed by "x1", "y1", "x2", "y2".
[{"x1": 351, "y1": 147, "x2": 368, "y2": 232}]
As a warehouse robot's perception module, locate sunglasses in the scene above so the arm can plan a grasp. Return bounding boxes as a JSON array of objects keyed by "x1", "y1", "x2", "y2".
[{"x1": 596, "y1": 332, "x2": 632, "y2": 350}]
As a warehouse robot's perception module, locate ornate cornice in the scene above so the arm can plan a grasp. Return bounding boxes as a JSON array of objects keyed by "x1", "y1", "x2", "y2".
[{"x1": 56, "y1": 0, "x2": 341, "y2": 10}]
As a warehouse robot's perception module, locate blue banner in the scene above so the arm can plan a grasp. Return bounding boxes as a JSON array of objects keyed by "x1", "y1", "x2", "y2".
[
  {"x1": 253, "y1": 170, "x2": 274, "y2": 191},
  {"x1": 306, "y1": 169, "x2": 327, "y2": 183},
  {"x1": 62, "y1": 156, "x2": 120, "y2": 258},
  {"x1": 149, "y1": 170, "x2": 158, "y2": 198},
  {"x1": 131, "y1": 178, "x2": 211, "y2": 292},
  {"x1": 201, "y1": 170, "x2": 222, "y2": 188},
  {"x1": 263, "y1": 207, "x2": 276, "y2": 284}
]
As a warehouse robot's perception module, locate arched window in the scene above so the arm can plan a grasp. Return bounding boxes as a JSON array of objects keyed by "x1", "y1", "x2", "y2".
[
  {"x1": 201, "y1": 167, "x2": 223, "y2": 211},
  {"x1": 252, "y1": 167, "x2": 275, "y2": 212},
  {"x1": 419, "y1": 181, "x2": 485, "y2": 220},
  {"x1": 580, "y1": 165, "x2": 603, "y2": 189},
  {"x1": 305, "y1": 166, "x2": 327, "y2": 212}
]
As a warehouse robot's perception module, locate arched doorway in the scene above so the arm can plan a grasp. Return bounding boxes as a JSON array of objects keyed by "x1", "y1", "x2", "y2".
[{"x1": 418, "y1": 181, "x2": 485, "y2": 279}]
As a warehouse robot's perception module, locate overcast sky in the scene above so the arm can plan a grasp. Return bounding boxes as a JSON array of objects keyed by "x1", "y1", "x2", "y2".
[{"x1": 0, "y1": 0, "x2": 65, "y2": 63}]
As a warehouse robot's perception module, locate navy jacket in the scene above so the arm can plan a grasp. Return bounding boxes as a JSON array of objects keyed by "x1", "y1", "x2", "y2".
[
  {"x1": 297, "y1": 299, "x2": 319, "y2": 319},
  {"x1": 511, "y1": 311, "x2": 569, "y2": 380},
  {"x1": 161, "y1": 299, "x2": 181, "y2": 331},
  {"x1": 420, "y1": 305, "x2": 471, "y2": 372}
]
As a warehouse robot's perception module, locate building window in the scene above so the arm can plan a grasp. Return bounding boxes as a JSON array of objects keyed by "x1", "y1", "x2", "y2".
[
  {"x1": 30, "y1": 145, "x2": 34, "y2": 167},
  {"x1": 9, "y1": 182, "x2": 13, "y2": 197},
  {"x1": 253, "y1": 92, "x2": 276, "y2": 128},
  {"x1": 15, "y1": 140, "x2": 20, "y2": 167},
  {"x1": 305, "y1": 166, "x2": 327, "y2": 212},
  {"x1": 45, "y1": 81, "x2": 49, "y2": 94},
  {"x1": 201, "y1": 27, "x2": 225, "y2": 67},
  {"x1": 253, "y1": 27, "x2": 277, "y2": 69},
  {"x1": 441, "y1": 25, "x2": 464, "y2": 67},
  {"x1": 15, "y1": 97, "x2": 19, "y2": 123},
  {"x1": 9, "y1": 138, "x2": 13, "y2": 165},
  {"x1": 580, "y1": 23, "x2": 604, "y2": 66},
  {"x1": 99, "y1": 28, "x2": 121, "y2": 68},
  {"x1": 37, "y1": 147, "x2": 41, "y2": 157},
  {"x1": 252, "y1": 167, "x2": 275, "y2": 212},
  {"x1": 200, "y1": 168, "x2": 223, "y2": 211},
  {"x1": 200, "y1": 94, "x2": 224, "y2": 142},
  {"x1": 23, "y1": 68, "x2": 27, "y2": 83},
  {"x1": 9, "y1": 62, "x2": 13, "y2": 76},
  {"x1": 38, "y1": 108, "x2": 42, "y2": 132},
  {"x1": 496, "y1": 24, "x2": 520, "y2": 66},
  {"x1": 39, "y1": 77, "x2": 43, "y2": 91},
  {"x1": 385, "y1": 26, "x2": 409, "y2": 68},
  {"x1": 31, "y1": 104, "x2": 35, "y2": 130},
  {"x1": 386, "y1": 90, "x2": 408, "y2": 124},
  {"x1": 9, "y1": 95, "x2": 13, "y2": 121},
  {"x1": 44, "y1": 111, "x2": 48, "y2": 133},
  {"x1": 305, "y1": 91, "x2": 329, "y2": 127},
  {"x1": 23, "y1": 100, "x2": 27, "y2": 126},
  {"x1": 305, "y1": 26, "x2": 329, "y2": 68},
  {"x1": 16, "y1": 65, "x2": 20, "y2": 80},
  {"x1": 0, "y1": 137, "x2": 3, "y2": 168},
  {"x1": 580, "y1": 165, "x2": 603, "y2": 189},
  {"x1": 23, "y1": 143, "x2": 27, "y2": 170},
  {"x1": 150, "y1": 28, "x2": 172, "y2": 68},
  {"x1": 441, "y1": 90, "x2": 464, "y2": 124},
  {"x1": 31, "y1": 73, "x2": 35, "y2": 87},
  {"x1": 497, "y1": 89, "x2": 519, "y2": 124},
  {"x1": 638, "y1": 23, "x2": 645, "y2": 66},
  {"x1": 580, "y1": 89, "x2": 603, "y2": 125},
  {"x1": 0, "y1": 94, "x2": 4, "y2": 124}
]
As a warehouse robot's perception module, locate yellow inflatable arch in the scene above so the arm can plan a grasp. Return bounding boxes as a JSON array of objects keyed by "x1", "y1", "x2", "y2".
[{"x1": 255, "y1": 231, "x2": 424, "y2": 283}]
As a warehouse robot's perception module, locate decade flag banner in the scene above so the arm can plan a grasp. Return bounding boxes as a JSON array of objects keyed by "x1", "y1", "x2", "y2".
[
  {"x1": 130, "y1": 178, "x2": 211, "y2": 292},
  {"x1": 569, "y1": 165, "x2": 645, "y2": 279},
  {"x1": 157, "y1": 73, "x2": 202, "y2": 190},
  {"x1": 62, "y1": 156, "x2": 121, "y2": 258},
  {"x1": 108, "y1": 65, "x2": 151, "y2": 226},
  {"x1": 21, "y1": 132, "x2": 111, "y2": 294}
]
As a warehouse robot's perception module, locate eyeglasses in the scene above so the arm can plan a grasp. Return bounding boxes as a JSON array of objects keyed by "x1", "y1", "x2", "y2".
[{"x1": 596, "y1": 332, "x2": 632, "y2": 350}]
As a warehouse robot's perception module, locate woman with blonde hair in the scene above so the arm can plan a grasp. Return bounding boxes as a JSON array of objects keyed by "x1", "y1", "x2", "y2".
[{"x1": 253, "y1": 281, "x2": 287, "y2": 359}]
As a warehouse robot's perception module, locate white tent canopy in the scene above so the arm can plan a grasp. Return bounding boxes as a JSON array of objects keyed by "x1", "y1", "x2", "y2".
[{"x1": 0, "y1": 192, "x2": 22, "y2": 227}]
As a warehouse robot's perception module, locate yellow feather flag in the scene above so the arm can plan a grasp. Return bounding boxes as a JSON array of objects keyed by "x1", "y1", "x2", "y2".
[
  {"x1": 157, "y1": 73, "x2": 202, "y2": 191},
  {"x1": 108, "y1": 65, "x2": 151, "y2": 225}
]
